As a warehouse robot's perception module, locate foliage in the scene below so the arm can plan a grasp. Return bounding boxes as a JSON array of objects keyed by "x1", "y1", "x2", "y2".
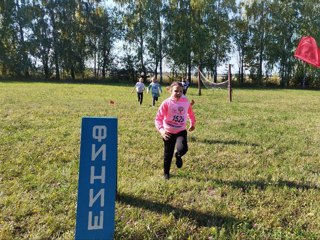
[
  {"x1": 0, "y1": 0, "x2": 121, "y2": 80},
  {"x1": 0, "y1": 81, "x2": 320, "y2": 239},
  {"x1": 1, "y1": 1, "x2": 320, "y2": 85}
]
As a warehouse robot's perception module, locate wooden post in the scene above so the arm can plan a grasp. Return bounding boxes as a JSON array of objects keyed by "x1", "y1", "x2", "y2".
[
  {"x1": 228, "y1": 64, "x2": 232, "y2": 102},
  {"x1": 198, "y1": 65, "x2": 201, "y2": 96}
]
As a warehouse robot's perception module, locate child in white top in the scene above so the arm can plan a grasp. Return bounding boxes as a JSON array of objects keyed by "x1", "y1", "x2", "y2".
[{"x1": 132, "y1": 77, "x2": 145, "y2": 105}]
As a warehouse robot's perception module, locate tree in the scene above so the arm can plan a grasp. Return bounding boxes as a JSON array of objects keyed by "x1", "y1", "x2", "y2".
[
  {"x1": 14, "y1": 0, "x2": 33, "y2": 77},
  {"x1": 242, "y1": 0, "x2": 272, "y2": 85},
  {"x1": 292, "y1": 0, "x2": 320, "y2": 87},
  {"x1": 96, "y1": 7, "x2": 121, "y2": 78},
  {"x1": 44, "y1": 0, "x2": 61, "y2": 80},
  {"x1": 164, "y1": 0, "x2": 193, "y2": 80},
  {"x1": 114, "y1": 0, "x2": 149, "y2": 80},
  {"x1": 144, "y1": 0, "x2": 164, "y2": 82},
  {"x1": 232, "y1": 13, "x2": 250, "y2": 85},
  {"x1": 267, "y1": 1, "x2": 298, "y2": 86},
  {"x1": 202, "y1": 0, "x2": 235, "y2": 82},
  {"x1": 0, "y1": 0, "x2": 16, "y2": 76},
  {"x1": 0, "y1": 0, "x2": 33, "y2": 76},
  {"x1": 29, "y1": 0, "x2": 53, "y2": 79}
]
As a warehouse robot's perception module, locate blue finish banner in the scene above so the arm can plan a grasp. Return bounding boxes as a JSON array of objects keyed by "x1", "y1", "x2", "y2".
[{"x1": 75, "y1": 117, "x2": 118, "y2": 240}]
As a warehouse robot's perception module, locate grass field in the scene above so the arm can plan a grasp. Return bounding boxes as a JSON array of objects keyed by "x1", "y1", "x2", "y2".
[{"x1": 0, "y1": 81, "x2": 320, "y2": 239}]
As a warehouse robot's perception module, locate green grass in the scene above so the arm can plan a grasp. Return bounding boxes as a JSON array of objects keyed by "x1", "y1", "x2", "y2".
[{"x1": 0, "y1": 81, "x2": 320, "y2": 239}]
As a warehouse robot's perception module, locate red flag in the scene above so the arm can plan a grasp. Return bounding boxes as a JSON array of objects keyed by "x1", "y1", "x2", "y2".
[{"x1": 294, "y1": 36, "x2": 320, "y2": 68}]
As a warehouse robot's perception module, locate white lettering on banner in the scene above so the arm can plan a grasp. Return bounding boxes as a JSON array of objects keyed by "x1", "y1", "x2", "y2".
[
  {"x1": 88, "y1": 125, "x2": 107, "y2": 231},
  {"x1": 92, "y1": 144, "x2": 106, "y2": 161},
  {"x1": 88, "y1": 211, "x2": 104, "y2": 230},
  {"x1": 92, "y1": 126, "x2": 107, "y2": 142},
  {"x1": 89, "y1": 189, "x2": 105, "y2": 207},
  {"x1": 90, "y1": 166, "x2": 106, "y2": 184}
]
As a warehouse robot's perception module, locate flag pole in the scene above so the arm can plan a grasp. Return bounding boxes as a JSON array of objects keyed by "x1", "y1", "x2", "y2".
[{"x1": 228, "y1": 64, "x2": 232, "y2": 102}]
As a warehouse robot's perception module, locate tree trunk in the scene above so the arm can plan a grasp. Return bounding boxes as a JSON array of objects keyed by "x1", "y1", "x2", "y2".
[
  {"x1": 16, "y1": 0, "x2": 29, "y2": 77},
  {"x1": 71, "y1": 66, "x2": 75, "y2": 80},
  {"x1": 49, "y1": 8, "x2": 60, "y2": 80}
]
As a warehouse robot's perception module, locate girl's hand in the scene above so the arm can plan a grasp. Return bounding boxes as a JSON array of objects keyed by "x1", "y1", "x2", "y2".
[
  {"x1": 188, "y1": 126, "x2": 195, "y2": 132},
  {"x1": 160, "y1": 129, "x2": 170, "y2": 140}
]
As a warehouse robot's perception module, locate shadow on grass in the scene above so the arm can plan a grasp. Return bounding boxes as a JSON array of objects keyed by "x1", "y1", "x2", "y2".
[
  {"x1": 225, "y1": 179, "x2": 320, "y2": 191},
  {"x1": 186, "y1": 176, "x2": 319, "y2": 191},
  {"x1": 190, "y1": 136, "x2": 260, "y2": 147},
  {"x1": 117, "y1": 192, "x2": 243, "y2": 228}
]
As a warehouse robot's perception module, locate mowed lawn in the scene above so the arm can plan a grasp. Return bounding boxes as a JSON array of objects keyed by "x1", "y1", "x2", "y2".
[{"x1": 0, "y1": 81, "x2": 320, "y2": 239}]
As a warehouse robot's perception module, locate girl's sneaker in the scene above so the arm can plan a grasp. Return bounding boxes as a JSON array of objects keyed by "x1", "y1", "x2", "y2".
[{"x1": 175, "y1": 153, "x2": 183, "y2": 168}]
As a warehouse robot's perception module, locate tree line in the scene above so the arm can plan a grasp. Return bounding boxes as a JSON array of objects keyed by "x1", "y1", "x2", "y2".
[{"x1": 0, "y1": 0, "x2": 319, "y2": 87}]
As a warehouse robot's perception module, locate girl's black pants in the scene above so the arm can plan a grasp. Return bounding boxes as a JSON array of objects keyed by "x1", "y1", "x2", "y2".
[
  {"x1": 137, "y1": 92, "x2": 143, "y2": 105},
  {"x1": 163, "y1": 130, "x2": 188, "y2": 175}
]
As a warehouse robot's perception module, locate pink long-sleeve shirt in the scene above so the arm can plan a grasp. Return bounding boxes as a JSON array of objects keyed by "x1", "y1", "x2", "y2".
[{"x1": 155, "y1": 95, "x2": 196, "y2": 134}]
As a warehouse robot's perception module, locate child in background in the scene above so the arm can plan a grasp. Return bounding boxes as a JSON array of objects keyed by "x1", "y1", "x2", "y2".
[
  {"x1": 180, "y1": 76, "x2": 194, "y2": 106},
  {"x1": 181, "y1": 77, "x2": 190, "y2": 95},
  {"x1": 147, "y1": 76, "x2": 162, "y2": 107},
  {"x1": 155, "y1": 81, "x2": 196, "y2": 180},
  {"x1": 132, "y1": 77, "x2": 145, "y2": 105}
]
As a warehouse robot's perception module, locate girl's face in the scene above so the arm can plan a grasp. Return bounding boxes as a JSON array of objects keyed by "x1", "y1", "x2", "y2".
[{"x1": 171, "y1": 85, "x2": 183, "y2": 100}]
